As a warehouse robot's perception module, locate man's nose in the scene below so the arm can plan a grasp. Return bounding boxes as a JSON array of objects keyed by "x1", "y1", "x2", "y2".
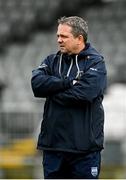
[{"x1": 57, "y1": 37, "x2": 63, "y2": 43}]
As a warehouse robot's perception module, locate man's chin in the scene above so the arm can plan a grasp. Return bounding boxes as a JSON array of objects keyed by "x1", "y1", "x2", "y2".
[
  {"x1": 59, "y1": 48, "x2": 71, "y2": 54},
  {"x1": 60, "y1": 49, "x2": 67, "y2": 53}
]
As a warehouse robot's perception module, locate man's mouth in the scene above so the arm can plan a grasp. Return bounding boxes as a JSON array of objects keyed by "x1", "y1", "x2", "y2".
[
  {"x1": 60, "y1": 45, "x2": 66, "y2": 49},
  {"x1": 59, "y1": 43, "x2": 64, "y2": 47}
]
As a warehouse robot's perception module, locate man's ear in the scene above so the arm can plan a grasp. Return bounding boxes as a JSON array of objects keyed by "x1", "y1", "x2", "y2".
[{"x1": 78, "y1": 35, "x2": 84, "y2": 44}]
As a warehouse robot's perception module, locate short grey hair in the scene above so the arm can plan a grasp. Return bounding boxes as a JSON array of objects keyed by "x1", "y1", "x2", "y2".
[{"x1": 58, "y1": 16, "x2": 88, "y2": 42}]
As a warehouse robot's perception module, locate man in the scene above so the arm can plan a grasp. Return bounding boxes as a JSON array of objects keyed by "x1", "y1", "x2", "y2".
[{"x1": 31, "y1": 16, "x2": 107, "y2": 179}]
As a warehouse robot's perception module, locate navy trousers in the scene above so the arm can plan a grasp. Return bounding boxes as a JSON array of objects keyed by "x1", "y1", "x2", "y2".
[{"x1": 42, "y1": 150, "x2": 101, "y2": 179}]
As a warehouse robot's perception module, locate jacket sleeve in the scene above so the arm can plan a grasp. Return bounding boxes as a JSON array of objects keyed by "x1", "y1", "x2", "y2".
[
  {"x1": 31, "y1": 55, "x2": 72, "y2": 98},
  {"x1": 52, "y1": 61, "x2": 107, "y2": 106}
]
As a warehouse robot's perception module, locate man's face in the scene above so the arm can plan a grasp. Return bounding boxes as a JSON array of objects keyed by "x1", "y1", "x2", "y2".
[{"x1": 57, "y1": 24, "x2": 80, "y2": 55}]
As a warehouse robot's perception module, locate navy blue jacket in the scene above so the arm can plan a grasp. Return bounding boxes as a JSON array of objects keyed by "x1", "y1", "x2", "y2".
[{"x1": 31, "y1": 43, "x2": 107, "y2": 153}]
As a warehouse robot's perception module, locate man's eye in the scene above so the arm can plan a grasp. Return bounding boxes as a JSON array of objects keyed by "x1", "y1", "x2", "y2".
[{"x1": 62, "y1": 36, "x2": 68, "y2": 38}]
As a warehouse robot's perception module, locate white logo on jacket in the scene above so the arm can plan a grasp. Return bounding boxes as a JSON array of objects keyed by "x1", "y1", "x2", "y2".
[
  {"x1": 39, "y1": 63, "x2": 48, "y2": 69},
  {"x1": 91, "y1": 167, "x2": 98, "y2": 177},
  {"x1": 90, "y1": 67, "x2": 97, "y2": 71}
]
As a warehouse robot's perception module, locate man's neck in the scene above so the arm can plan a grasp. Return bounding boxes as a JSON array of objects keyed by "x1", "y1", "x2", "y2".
[{"x1": 70, "y1": 43, "x2": 86, "y2": 55}]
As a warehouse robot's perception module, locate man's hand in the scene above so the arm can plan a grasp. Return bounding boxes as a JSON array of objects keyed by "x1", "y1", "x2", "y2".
[{"x1": 72, "y1": 80, "x2": 78, "y2": 85}]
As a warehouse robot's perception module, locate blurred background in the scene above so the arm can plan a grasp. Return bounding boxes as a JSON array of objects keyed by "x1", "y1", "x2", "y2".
[{"x1": 0, "y1": 0, "x2": 126, "y2": 178}]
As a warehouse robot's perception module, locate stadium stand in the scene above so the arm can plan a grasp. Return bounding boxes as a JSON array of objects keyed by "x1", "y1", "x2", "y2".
[{"x1": 0, "y1": 0, "x2": 101, "y2": 47}]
